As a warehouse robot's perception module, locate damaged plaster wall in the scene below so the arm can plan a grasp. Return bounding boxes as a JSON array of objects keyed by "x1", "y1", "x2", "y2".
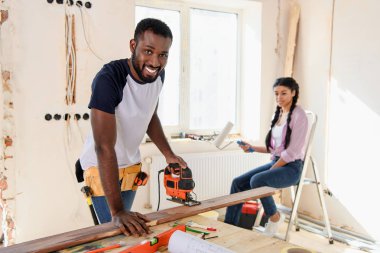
[
  {"x1": 0, "y1": 70, "x2": 16, "y2": 247},
  {"x1": 0, "y1": 1, "x2": 16, "y2": 246},
  {"x1": 1, "y1": 0, "x2": 135, "y2": 243}
]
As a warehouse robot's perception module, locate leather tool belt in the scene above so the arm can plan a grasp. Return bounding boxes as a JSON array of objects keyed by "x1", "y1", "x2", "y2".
[{"x1": 84, "y1": 163, "x2": 142, "y2": 197}]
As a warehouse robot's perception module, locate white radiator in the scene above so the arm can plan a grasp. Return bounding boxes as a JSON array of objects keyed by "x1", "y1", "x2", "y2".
[{"x1": 147, "y1": 150, "x2": 271, "y2": 210}]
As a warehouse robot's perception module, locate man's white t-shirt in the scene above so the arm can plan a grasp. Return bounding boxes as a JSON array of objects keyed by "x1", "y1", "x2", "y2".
[{"x1": 80, "y1": 59, "x2": 164, "y2": 170}]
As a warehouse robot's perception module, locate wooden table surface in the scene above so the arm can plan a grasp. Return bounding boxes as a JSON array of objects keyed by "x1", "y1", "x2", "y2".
[
  {"x1": 57, "y1": 215, "x2": 299, "y2": 253},
  {"x1": 0, "y1": 187, "x2": 279, "y2": 253}
]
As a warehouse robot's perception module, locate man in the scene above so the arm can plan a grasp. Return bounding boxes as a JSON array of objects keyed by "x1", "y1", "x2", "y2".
[{"x1": 79, "y1": 18, "x2": 187, "y2": 237}]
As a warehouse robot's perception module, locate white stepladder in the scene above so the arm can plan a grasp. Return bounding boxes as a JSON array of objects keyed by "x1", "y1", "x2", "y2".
[{"x1": 284, "y1": 111, "x2": 334, "y2": 244}]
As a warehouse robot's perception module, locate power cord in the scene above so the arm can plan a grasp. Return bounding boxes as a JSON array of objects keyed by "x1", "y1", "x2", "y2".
[
  {"x1": 76, "y1": 2, "x2": 103, "y2": 61},
  {"x1": 156, "y1": 169, "x2": 164, "y2": 211}
]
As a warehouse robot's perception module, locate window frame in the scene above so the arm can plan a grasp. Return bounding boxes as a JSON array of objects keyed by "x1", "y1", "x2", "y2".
[{"x1": 135, "y1": 0, "x2": 250, "y2": 137}]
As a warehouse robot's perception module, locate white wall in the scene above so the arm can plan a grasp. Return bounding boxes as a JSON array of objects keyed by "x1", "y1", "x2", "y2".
[
  {"x1": 327, "y1": 0, "x2": 380, "y2": 240},
  {"x1": 1, "y1": 0, "x2": 379, "y2": 244},
  {"x1": 290, "y1": 0, "x2": 334, "y2": 228},
  {"x1": 287, "y1": 0, "x2": 380, "y2": 241}
]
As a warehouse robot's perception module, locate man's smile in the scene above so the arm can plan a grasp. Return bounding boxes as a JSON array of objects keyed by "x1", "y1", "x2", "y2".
[{"x1": 144, "y1": 66, "x2": 159, "y2": 74}]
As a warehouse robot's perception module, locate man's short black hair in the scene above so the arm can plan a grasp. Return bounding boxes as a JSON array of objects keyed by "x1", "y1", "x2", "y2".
[{"x1": 134, "y1": 18, "x2": 173, "y2": 43}]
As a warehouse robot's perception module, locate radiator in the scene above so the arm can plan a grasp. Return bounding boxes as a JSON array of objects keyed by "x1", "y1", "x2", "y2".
[{"x1": 147, "y1": 150, "x2": 271, "y2": 210}]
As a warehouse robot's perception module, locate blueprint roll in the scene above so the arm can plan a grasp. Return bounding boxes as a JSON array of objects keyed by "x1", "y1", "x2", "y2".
[
  {"x1": 168, "y1": 230, "x2": 235, "y2": 253},
  {"x1": 213, "y1": 121, "x2": 234, "y2": 149}
]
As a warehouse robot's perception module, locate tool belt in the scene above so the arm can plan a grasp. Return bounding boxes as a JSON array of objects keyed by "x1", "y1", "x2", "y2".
[{"x1": 84, "y1": 163, "x2": 142, "y2": 197}]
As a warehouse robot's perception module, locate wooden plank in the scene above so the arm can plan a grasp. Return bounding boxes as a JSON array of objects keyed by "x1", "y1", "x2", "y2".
[
  {"x1": 149, "y1": 187, "x2": 277, "y2": 225},
  {"x1": 0, "y1": 186, "x2": 276, "y2": 253},
  {"x1": 283, "y1": 3, "x2": 300, "y2": 77}
]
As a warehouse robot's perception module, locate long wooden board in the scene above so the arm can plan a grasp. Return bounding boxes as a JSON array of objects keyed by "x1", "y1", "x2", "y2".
[
  {"x1": 0, "y1": 186, "x2": 276, "y2": 253},
  {"x1": 283, "y1": 3, "x2": 300, "y2": 77}
]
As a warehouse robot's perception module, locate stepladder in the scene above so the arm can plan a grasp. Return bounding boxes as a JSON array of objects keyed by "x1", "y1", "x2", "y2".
[
  {"x1": 286, "y1": 155, "x2": 334, "y2": 244},
  {"x1": 285, "y1": 111, "x2": 333, "y2": 244}
]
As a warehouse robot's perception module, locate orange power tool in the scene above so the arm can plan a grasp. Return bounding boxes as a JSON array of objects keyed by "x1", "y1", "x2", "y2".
[
  {"x1": 119, "y1": 225, "x2": 186, "y2": 253},
  {"x1": 164, "y1": 163, "x2": 201, "y2": 206}
]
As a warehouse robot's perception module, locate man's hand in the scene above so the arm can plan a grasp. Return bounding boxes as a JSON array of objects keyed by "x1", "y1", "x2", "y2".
[
  {"x1": 165, "y1": 155, "x2": 187, "y2": 169},
  {"x1": 112, "y1": 210, "x2": 152, "y2": 237}
]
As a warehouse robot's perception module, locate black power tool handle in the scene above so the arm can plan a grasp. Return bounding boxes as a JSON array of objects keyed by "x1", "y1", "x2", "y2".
[
  {"x1": 167, "y1": 163, "x2": 192, "y2": 178},
  {"x1": 168, "y1": 163, "x2": 181, "y2": 169}
]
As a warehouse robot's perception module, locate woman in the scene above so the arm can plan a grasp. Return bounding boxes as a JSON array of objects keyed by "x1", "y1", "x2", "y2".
[{"x1": 224, "y1": 77, "x2": 308, "y2": 236}]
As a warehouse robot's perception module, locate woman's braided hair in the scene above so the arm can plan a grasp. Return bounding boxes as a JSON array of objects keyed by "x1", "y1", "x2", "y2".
[{"x1": 265, "y1": 77, "x2": 299, "y2": 151}]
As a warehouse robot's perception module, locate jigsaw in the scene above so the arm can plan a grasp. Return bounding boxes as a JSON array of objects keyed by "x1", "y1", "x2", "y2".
[{"x1": 163, "y1": 163, "x2": 201, "y2": 206}]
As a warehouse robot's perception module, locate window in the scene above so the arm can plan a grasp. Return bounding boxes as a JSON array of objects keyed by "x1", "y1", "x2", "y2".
[
  {"x1": 189, "y1": 9, "x2": 237, "y2": 130},
  {"x1": 135, "y1": 1, "x2": 262, "y2": 139}
]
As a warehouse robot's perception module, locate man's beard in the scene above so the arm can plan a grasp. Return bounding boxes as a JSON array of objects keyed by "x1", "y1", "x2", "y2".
[{"x1": 131, "y1": 52, "x2": 160, "y2": 83}]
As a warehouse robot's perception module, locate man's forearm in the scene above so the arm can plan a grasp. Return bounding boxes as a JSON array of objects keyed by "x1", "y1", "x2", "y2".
[
  {"x1": 96, "y1": 147, "x2": 124, "y2": 215},
  {"x1": 147, "y1": 113, "x2": 174, "y2": 157}
]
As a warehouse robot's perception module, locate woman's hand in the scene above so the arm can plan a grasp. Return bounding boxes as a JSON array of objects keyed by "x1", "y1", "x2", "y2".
[{"x1": 237, "y1": 140, "x2": 255, "y2": 153}]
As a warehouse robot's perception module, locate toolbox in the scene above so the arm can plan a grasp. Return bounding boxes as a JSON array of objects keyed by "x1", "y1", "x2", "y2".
[{"x1": 238, "y1": 201, "x2": 269, "y2": 229}]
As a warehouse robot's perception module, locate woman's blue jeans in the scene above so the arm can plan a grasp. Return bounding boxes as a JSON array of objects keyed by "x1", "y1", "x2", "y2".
[
  {"x1": 91, "y1": 190, "x2": 136, "y2": 224},
  {"x1": 224, "y1": 158, "x2": 303, "y2": 226}
]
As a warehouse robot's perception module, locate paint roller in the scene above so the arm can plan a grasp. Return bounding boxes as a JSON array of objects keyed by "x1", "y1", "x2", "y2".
[{"x1": 213, "y1": 121, "x2": 234, "y2": 150}]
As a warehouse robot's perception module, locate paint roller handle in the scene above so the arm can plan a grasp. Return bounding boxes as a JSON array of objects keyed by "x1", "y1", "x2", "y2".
[{"x1": 237, "y1": 140, "x2": 255, "y2": 153}]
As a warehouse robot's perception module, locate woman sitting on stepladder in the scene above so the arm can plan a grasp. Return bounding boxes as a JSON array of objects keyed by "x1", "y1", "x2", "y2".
[{"x1": 224, "y1": 77, "x2": 308, "y2": 236}]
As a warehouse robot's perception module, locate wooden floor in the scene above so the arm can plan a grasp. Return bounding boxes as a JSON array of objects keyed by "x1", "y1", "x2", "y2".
[
  {"x1": 277, "y1": 223, "x2": 365, "y2": 253},
  {"x1": 216, "y1": 208, "x2": 368, "y2": 253}
]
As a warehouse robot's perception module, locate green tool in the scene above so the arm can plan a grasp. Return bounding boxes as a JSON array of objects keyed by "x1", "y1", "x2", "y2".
[
  {"x1": 185, "y1": 226, "x2": 210, "y2": 235},
  {"x1": 172, "y1": 222, "x2": 210, "y2": 235}
]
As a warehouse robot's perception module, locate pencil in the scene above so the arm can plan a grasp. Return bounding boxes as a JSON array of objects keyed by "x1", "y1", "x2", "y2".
[
  {"x1": 86, "y1": 243, "x2": 122, "y2": 253},
  {"x1": 204, "y1": 235, "x2": 219, "y2": 240}
]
